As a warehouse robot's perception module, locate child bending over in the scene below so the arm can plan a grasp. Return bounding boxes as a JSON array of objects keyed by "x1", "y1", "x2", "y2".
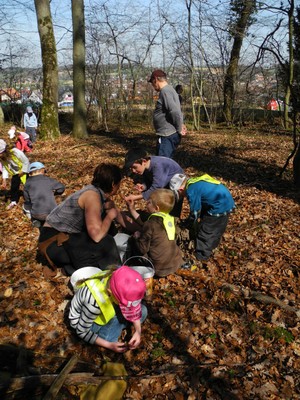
[
  {"x1": 0, "y1": 139, "x2": 29, "y2": 209},
  {"x1": 170, "y1": 173, "x2": 235, "y2": 262}
]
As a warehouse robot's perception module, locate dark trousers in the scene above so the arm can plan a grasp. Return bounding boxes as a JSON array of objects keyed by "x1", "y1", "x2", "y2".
[
  {"x1": 170, "y1": 197, "x2": 183, "y2": 218},
  {"x1": 40, "y1": 228, "x2": 121, "y2": 275},
  {"x1": 10, "y1": 174, "x2": 22, "y2": 203},
  {"x1": 195, "y1": 213, "x2": 229, "y2": 260}
]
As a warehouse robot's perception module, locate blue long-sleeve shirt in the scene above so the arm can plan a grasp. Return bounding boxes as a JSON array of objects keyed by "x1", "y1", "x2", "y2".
[{"x1": 142, "y1": 156, "x2": 184, "y2": 200}]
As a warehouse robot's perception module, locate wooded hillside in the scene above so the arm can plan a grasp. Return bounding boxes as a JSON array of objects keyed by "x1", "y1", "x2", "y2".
[{"x1": 0, "y1": 126, "x2": 299, "y2": 399}]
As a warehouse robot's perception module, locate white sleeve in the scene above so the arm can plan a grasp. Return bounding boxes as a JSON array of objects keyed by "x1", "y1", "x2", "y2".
[{"x1": 12, "y1": 148, "x2": 30, "y2": 173}]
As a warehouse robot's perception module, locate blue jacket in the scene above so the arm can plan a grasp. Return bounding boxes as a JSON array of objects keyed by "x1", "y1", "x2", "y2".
[{"x1": 186, "y1": 179, "x2": 235, "y2": 217}]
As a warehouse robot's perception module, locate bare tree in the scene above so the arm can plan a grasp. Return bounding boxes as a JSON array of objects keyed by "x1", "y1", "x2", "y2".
[
  {"x1": 72, "y1": 0, "x2": 87, "y2": 138},
  {"x1": 34, "y1": 0, "x2": 60, "y2": 139},
  {"x1": 223, "y1": 0, "x2": 256, "y2": 124}
]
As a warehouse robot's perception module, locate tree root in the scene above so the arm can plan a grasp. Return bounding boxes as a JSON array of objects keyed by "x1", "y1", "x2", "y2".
[{"x1": 221, "y1": 282, "x2": 300, "y2": 318}]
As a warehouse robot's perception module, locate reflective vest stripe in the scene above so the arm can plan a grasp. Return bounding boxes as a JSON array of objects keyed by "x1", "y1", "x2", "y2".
[
  {"x1": 187, "y1": 174, "x2": 221, "y2": 187},
  {"x1": 150, "y1": 212, "x2": 175, "y2": 240},
  {"x1": 85, "y1": 274, "x2": 116, "y2": 325}
]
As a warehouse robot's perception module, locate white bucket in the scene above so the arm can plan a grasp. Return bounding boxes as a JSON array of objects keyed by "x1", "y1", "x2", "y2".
[
  {"x1": 70, "y1": 266, "x2": 102, "y2": 292},
  {"x1": 123, "y1": 256, "x2": 155, "y2": 279},
  {"x1": 124, "y1": 257, "x2": 155, "y2": 297}
]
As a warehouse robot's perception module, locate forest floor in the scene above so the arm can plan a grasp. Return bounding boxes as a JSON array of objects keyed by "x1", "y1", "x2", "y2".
[{"x1": 0, "y1": 122, "x2": 300, "y2": 399}]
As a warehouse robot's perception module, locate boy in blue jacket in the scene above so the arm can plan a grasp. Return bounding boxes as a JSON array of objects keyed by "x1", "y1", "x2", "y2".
[{"x1": 170, "y1": 173, "x2": 235, "y2": 261}]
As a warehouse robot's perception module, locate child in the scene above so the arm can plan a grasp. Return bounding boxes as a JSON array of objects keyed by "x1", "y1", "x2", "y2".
[
  {"x1": 126, "y1": 188, "x2": 184, "y2": 277},
  {"x1": 8, "y1": 126, "x2": 33, "y2": 153},
  {"x1": 170, "y1": 173, "x2": 235, "y2": 262},
  {"x1": 24, "y1": 106, "x2": 38, "y2": 143},
  {"x1": 0, "y1": 139, "x2": 29, "y2": 209},
  {"x1": 124, "y1": 147, "x2": 184, "y2": 218},
  {"x1": 23, "y1": 162, "x2": 65, "y2": 227},
  {"x1": 69, "y1": 266, "x2": 147, "y2": 353}
]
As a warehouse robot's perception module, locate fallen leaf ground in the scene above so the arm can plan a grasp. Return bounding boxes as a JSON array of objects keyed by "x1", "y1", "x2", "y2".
[{"x1": 0, "y1": 123, "x2": 300, "y2": 399}]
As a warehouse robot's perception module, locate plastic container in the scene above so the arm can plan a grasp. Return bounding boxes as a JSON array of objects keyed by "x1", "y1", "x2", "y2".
[
  {"x1": 114, "y1": 233, "x2": 131, "y2": 262},
  {"x1": 70, "y1": 266, "x2": 102, "y2": 292},
  {"x1": 124, "y1": 257, "x2": 155, "y2": 297}
]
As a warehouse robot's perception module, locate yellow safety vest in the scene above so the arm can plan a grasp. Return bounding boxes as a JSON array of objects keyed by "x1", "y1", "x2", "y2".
[
  {"x1": 83, "y1": 272, "x2": 116, "y2": 326},
  {"x1": 187, "y1": 174, "x2": 220, "y2": 188},
  {"x1": 2, "y1": 152, "x2": 27, "y2": 184},
  {"x1": 150, "y1": 212, "x2": 175, "y2": 240}
]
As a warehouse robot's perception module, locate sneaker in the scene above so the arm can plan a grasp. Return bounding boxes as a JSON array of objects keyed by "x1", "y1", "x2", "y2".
[
  {"x1": 6, "y1": 201, "x2": 17, "y2": 210},
  {"x1": 32, "y1": 220, "x2": 42, "y2": 228},
  {"x1": 180, "y1": 262, "x2": 198, "y2": 272},
  {"x1": 22, "y1": 205, "x2": 31, "y2": 220}
]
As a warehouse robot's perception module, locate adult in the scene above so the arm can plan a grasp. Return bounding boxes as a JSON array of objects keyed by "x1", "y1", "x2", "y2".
[
  {"x1": 148, "y1": 69, "x2": 186, "y2": 159},
  {"x1": 38, "y1": 163, "x2": 122, "y2": 276},
  {"x1": 175, "y1": 84, "x2": 183, "y2": 105}
]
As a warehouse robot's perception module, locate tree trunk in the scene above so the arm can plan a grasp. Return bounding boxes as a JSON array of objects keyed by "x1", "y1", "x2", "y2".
[
  {"x1": 293, "y1": 144, "x2": 300, "y2": 186},
  {"x1": 223, "y1": 1, "x2": 256, "y2": 124},
  {"x1": 0, "y1": 106, "x2": 4, "y2": 125},
  {"x1": 34, "y1": 0, "x2": 60, "y2": 140},
  {"x1": 72, "y1": 0, "x2": 88, "y2": 138},
  {"x1": 284, "y1": 0, "x2": 294, "y2": 129}
]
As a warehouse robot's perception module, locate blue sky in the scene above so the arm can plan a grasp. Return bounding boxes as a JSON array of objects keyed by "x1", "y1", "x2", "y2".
[{"x1": 0, "y1": 0, "x2": 291, "y2": 70}]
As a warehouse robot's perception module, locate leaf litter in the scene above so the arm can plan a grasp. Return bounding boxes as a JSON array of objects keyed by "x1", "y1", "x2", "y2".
[{"x1": 0, "y1": 126, "x2": 299, "y2": 399}]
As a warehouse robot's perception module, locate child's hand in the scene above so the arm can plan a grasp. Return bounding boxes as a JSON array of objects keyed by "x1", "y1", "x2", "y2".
[
  {"x1": 125, "y1": 194, "x2": 136, "y2": 202},
  {"x1": 126, "y1": 198, "x2": 135, "y2": 210},
  {"x1": 133, "y1": 231, "x2": 141, "y2": 239},
  {"x1": 108, "y1": 341, "x2": 128, "y2": 353},
  {"x1": 135, "y1": 183, "x2": 145, "y2": 192},
  {"x1": 128, "y1": 331, "x2": 141, "y2": 349}
]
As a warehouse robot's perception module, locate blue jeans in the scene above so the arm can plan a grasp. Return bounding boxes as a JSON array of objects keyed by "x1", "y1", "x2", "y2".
[
  {"x1": 156, "y1": 132, "x2": 181, "y2": 159},
  {"x1": 90, "y1": 304, "x2": 148, "y2": 342},
  {"x1": 26, "y1": 127, "x2": 37, "y2": 143}
]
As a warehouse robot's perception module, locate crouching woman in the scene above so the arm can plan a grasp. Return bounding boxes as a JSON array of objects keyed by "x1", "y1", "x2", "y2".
[
  {"x1": 38, "y1": 163, "x2": 122, "y2": 276},
  {"x1": 69, "y1": 266, "x2": 147, "y2": 352}
]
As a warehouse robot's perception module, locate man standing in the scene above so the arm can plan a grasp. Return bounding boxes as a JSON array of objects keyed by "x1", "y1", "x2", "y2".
[{"x1": 148, "y1": 70, "x2": 186, "y2": 159}]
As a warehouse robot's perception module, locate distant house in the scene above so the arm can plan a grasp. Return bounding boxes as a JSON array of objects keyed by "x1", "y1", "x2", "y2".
[
  {"x1": 28, "y1": 90, "x2": 43, "y2": 104},
  {"x1": 0, "y1": 88, "x2": 21, "y2": 102},
  {"x1": 266, "y1": 98, "x2": 279, "y2": 111},
  {"x1": 58, "y1": 92, "x2": 73, "y2": 107},
  {"x1": 61, "y1": 92, "x2": 73, "y2": 102}
]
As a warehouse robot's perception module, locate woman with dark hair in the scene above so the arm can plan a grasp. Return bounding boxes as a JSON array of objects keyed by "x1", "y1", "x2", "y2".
[{"x1": 38, "y1": 163, "x2": 122, "y2": 277}]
